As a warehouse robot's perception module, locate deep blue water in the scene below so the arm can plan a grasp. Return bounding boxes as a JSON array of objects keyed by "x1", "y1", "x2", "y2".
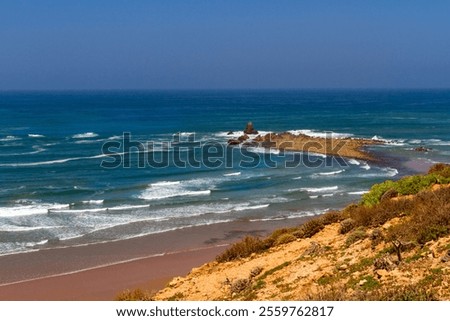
[{"x1": 0, "y1": 90, "x2": 449, "y2": 255}]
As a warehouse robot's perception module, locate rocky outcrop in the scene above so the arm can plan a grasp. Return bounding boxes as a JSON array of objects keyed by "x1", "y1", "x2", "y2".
[
  {"x1": 243, "y1": 122, "x2": 258, "y2": 135},
  {"x1": 226, "y1": 123, "x2": 382, "y2": 160},
  {"x1": 414, "y1": 146, "x2": 432, "y2": 152},
  {"x1": 238, "y1": 134, "x2": 249, "y2": 142},
  {"x1": 227, "y1": 139, "x2": 241, "y2": 146}
]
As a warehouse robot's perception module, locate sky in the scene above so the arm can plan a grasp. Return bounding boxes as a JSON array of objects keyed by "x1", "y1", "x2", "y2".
[{"x1": 1, "y1": 0, "x2": 450, "y2": 90}]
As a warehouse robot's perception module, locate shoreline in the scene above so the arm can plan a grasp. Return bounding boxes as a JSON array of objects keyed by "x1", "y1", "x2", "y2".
[{"x1": 0, "y1": 216, "x2": 311, "y2": 300}]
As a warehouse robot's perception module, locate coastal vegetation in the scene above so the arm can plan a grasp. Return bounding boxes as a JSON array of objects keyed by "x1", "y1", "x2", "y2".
[{"x1": 119, "y1": 164, "x2": 450, "y2": 301}]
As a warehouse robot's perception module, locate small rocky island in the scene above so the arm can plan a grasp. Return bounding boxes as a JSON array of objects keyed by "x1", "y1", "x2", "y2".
[{"x1": 227, "y1": 122, "x2": 383, "y2": 161}]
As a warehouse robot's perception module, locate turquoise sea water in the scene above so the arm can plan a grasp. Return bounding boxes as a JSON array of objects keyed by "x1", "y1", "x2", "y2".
[{"x1": 0, "y1": 90, "x2": 449, "y2": 255}]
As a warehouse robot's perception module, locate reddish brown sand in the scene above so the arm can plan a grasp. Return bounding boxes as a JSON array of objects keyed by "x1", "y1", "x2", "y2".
[
  {"x1": 0, "y1": 246, "x2": 224, "y2": 300},
  {"x1": 0, "y1": 217, "x2": 310, "y2": 300}
]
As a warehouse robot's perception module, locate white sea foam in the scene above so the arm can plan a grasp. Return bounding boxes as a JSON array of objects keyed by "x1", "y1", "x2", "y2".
[
  {"x1": 383, "y1": 167, "x2": 398, "y2": 177},
  {"x1": 348, "y1": 159, "x2": 361, "y2": 165},
  {"x1": 348, "y1": 191, "x2": 369, "y2": 195},
  {"x1": 0, "y1": 153, "x2": 108, "y2": 167},
  {"x1": 82, "y1": 200, "x2": 104, "y2": 205},
  {"x1": 72, "y1": 132, "x2": 98, "y2": 139},
  {"x1": 292, "y1": 176, "x2": 302, "y2": 180},
  {"x1": 427, "y1": 140, "x2": 450, "y2": 146},
  {"x1": 214, "y1": 130, "x2": 272, "y2": 140},
  {"x1": 249, "y1": 208, "x2": 329, "y2": 222},
  {"x1": 150, "y1": 181, "x2": 181, "y2": 187},
  {"x1": 1, "y1": 146, "x2": 46, "y2": 156},
  {"x1": 74, "y1": 139, "x2": 103, "y2": 144},
  {"x1": 0, "y1": 135, "x2": 21, "y2": 142},
  {"x1": 247, "y1": 147, "x2": 280, "y2": 155},
  {"x1": 360, "y1": 162, "x2": 371, "y2": 170},
  {"x1": 28, "y1": 134, "x2": 45, "y2": 138},
  {"x1": 107, "y1": 135, "x2": 122, "y2": 140},
  {"x1": 233, "y1": 204, "x2": 270, "y2": 211},
  {"x1": 107, "y1": 204, "x2": 150, "y2": 211},
  {"x1": 0, "y1": 203, "x2": 70, "y2": 217},
  {"x1": 316, "y1": 169, "x2": 345, "y2": 176},
  {"x1": 301, "y1": 186, "x2": 339, "y2": 193},
  {"x1": 371, "y1": 135, "x2": 406, "y2": 146},
  {"x1": 322, "y1": 193, "x2": 334, "y2": 197},
  {"x1": 140, "y1": 180, "x2": 212, "y2": 200},
  {"x1": 223, "y1": 172, "x2": 241, "y2": 177},
  {"x1": 307, "y1": 152, "x2": 327, "y2": 158},
  {"x1": 50, "y1": 208, "x2": 107, "y2": 214},
  {"x1": 288, "y1": 129, "x2": 352, "y2": 139},
  {"x1": 0, "y1": 225, "x2": 61, "y2": 232}
]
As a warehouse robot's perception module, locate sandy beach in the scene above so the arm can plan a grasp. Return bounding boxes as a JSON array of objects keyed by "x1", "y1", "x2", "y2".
[{"x1": 0, "y1": 217, "x2": 310, "y2": 300}]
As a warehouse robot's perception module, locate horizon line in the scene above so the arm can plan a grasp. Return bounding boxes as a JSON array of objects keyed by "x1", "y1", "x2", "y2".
[{"x1": 1, "y1": 87, "x2": 450, "y2": 93}]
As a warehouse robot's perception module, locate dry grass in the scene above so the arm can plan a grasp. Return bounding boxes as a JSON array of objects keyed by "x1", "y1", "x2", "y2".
[
  {"x1": 116, "y1": 288, "x2": 154, "y2": 301},
  {"x1": 216, "y1": 236, "x2": 270, "y2": 263}
]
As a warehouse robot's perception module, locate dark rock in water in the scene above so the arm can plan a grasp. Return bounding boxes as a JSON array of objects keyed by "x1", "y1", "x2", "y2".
[
  {"x1": 227, "y1": 131, "x2": 234, "y2": 135},
  {"x1": 227, "y1": 139, "x2": 241, "y2": 146},
  {"x1": 242, "y1": 141, "x2": 259, "y2": 147},
  {"x1": 414, "y1": 146, "x2": 431, "y2": 152},
  {"x1": 244, "y1": 121, "x2": 258, "y2": 135},
  {"x1": 253, "y1": 135, "x2": 263, "y2": 142},
  {"x1": 238, "y1": 134, "x2": 249, "y2": 142},
  {"x1": 261, "y1": 141, "x2": 276, "y2": 148},
  {"x1": 263, "y1": 133, "x2": 275, "y2": 141}
]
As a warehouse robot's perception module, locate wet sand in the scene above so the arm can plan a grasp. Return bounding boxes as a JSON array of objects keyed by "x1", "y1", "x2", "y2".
[{"x1": 0, "y1": 217, "x2": 310, "y2": 300}]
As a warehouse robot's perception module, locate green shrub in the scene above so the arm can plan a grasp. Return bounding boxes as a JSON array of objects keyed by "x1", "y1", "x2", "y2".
[
  {"x1": 361, "y1": 166, "x2": 450, "y2": 207},
  {"x1": 417, "y1": 225, "x2": 449, "y2": 244},
  {"x1": 361, "y1": 180, "x2": 396, "y2": 206},
  {"x1": 339, "y1": 218, "x2": 356, "y2": 234},
  {"x1": 274, "y1": 233, "x2": 297, "y2": 246},
  {"x1": 428, "y1": 163, "x2": 450, "y2": 178},
  {"x1": 321, "y1": 210, "x2": 345, "y2": 225},
  {"x1": 216, "y1": 236, "x2": 270, "y2": 263},
  {"x1": 267, "y1": 227, "x2": 297, "y2": 244},
  {"x1": 345, "y1": 228, "x2": 368, "y2": 247},
  {"x1": 385, "y1": 188, "x2": 450, "y2": 244},
  {"x1": 293, "y1": 218, "x2": 324, "y2": 238}
]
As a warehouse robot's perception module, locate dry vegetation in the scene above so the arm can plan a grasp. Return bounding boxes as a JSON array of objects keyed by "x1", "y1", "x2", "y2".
[{"x1": 118, "y1": 164, "x2": 450, "y2": 301}]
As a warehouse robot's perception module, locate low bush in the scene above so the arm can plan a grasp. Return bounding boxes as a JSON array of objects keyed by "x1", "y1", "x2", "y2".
[
  {"x1": 216, "y1": 236, "x2": 270, "y2": 263},
  {"x1": 345, "y1": 228, "x2": 368, "y2": 247},
  {"x1": 339, "y1": 218, "x2": 355, "y2": 234},
  {"x1": 320, "y1": 210, "x2": 345, "y2": 225},
  {"x1": 361, "y1": 164, "x2": 450, "y2": 206},
  {"x1": 274, "y1": 233, "x2": 297, "y2": 246},
  {"x1": 386, "y1": 188, "x2": 450, "y2": 244},
  {"x1": 293, "y1": 218, "x2": 324, "y2": 239}
]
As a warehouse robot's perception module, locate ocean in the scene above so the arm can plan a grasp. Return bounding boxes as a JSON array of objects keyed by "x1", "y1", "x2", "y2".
[{"x1": 1, "y1": 90, "x2": 449, "y2": 256}]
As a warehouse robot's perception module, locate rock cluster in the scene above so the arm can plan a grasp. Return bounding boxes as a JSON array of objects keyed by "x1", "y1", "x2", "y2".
[
  {"x1": 243, "y1": 121, "x2": 258, "y2": 135},
  {"x1": 414, "y1": 146, "x2": 432, "y2": 152}
]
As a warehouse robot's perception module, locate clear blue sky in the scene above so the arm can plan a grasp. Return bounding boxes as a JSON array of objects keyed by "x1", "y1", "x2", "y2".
[{"x1": 1, "y1": 1, "x2": 450, "y2": 90}]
